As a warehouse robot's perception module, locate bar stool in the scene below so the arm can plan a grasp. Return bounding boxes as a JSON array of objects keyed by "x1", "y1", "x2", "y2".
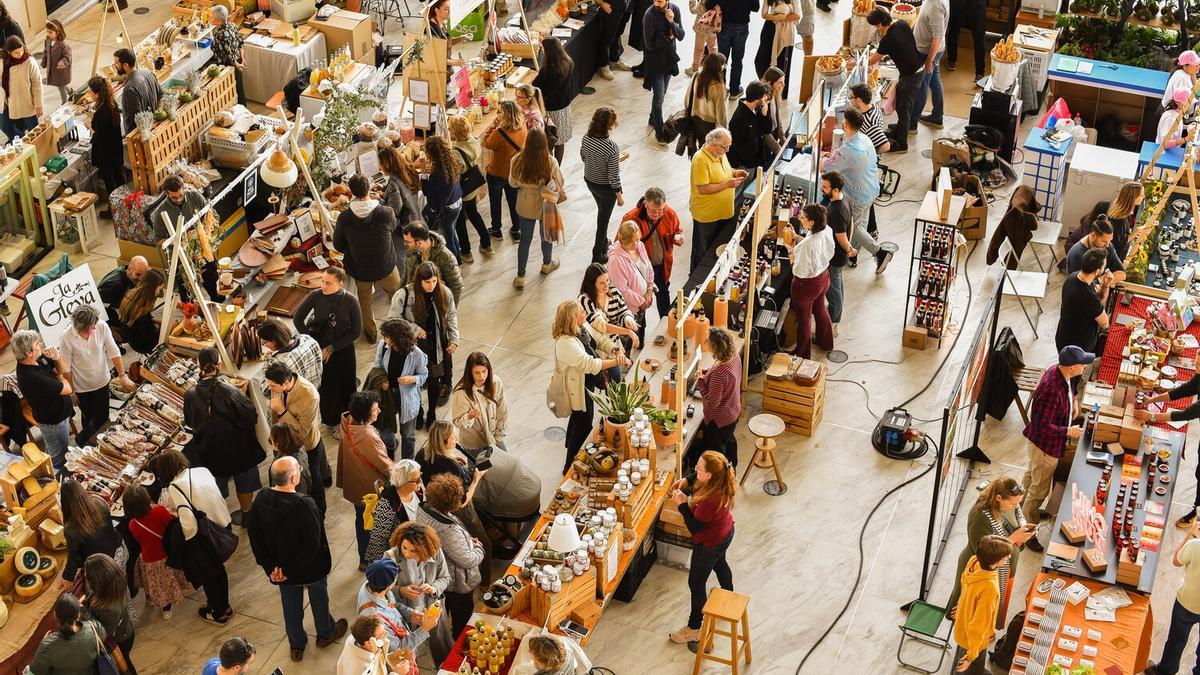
[
  {"x1": 741, "y1": 413, "x2": 786, "y2": 496},
  {"x1": 691, "y1": 588, "x2": 751, "y2": 675}
]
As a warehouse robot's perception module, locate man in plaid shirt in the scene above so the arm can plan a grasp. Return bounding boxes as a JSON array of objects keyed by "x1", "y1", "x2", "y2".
[{"x1": 1021, "y1": 346, "x2": 1092, "y2": 541}]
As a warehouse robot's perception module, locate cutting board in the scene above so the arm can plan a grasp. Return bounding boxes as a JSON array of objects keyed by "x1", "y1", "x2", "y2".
[{"x1": 264, "y1": 285, "x2": 311, "y2": 317}]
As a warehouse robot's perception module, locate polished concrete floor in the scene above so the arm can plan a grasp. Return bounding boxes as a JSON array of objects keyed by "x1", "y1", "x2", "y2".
[{"x1": 9, "y1": 1, "x2": 1198, "y2": 673}]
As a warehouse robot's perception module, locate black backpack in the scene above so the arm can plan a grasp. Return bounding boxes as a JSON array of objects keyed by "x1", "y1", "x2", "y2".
[{"x1": 989, "y1": 610, "x2": 1026, "y2": 669}]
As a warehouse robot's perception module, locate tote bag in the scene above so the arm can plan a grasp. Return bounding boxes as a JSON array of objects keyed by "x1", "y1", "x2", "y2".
[
  {"x1": 172, "y1": 483, "x2": 238, "y2": 563},
  {"x1": 94, "y1": 626, "x2": 120, "y2": 675},
  {"x1": 546, "y1": 364, "x2": 572, "y2": 418}
]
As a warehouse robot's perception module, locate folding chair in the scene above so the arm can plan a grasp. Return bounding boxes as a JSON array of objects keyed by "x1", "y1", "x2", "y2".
[
  {"x1": 1026, "y1": 219, "x2": 1062, "y2": 272},
  {"x1": 897, "y1": 600, "x2": 954, "y2": 673},
  {"x1": 993, "y1": 238, "x2": 1048, "y2": 337}
]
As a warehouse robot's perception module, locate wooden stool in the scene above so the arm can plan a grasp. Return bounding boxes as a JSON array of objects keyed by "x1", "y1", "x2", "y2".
[
  {"x1": 741, "y1": 414, "x2": 786, "y2": 495},
  {"x1": 692, "y1": 588, "x2": 751, "y2": 675}
]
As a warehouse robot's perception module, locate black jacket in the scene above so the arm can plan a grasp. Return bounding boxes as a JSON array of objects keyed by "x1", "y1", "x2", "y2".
[
  {"x1": 183, "y1": 377, "x2": 266, "y2": 478},
  {"x1": 90, "y1": 104, "x2": 125, "y2": 172},
  {"x1": 64, "y1": 506, "x2": 122, "y2": 581},
  {"x1": 642, "y1": 3, "x2": 685, "y2": 85},
  {"x1": 728, "y1": 103, "x2": 770, "y2": 170},
  {"x1": 333, "y1": 202, "x2": 398, "y2": 282},
  {"x1": 976, "y1": 326, "x2": 1025, "y2": 422},
  {"x1": 97, "y1": 266, "x2": 134, "y2": 326},
  {"x1": 247, "y1": 488, "x2": 331, "y2": 585},
  {"x1": 417, "y1": 447, "x2": 475, "y2": 496}
]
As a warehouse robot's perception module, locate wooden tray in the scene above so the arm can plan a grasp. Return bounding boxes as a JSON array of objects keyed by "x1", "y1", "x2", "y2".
[{"x1": 264, "y1": 285, "x2": 311, "y2": 317}]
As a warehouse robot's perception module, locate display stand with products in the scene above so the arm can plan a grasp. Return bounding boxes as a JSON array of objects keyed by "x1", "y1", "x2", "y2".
[{"x1": 904, "y1": 181, "x2": 965, "y2": 350}]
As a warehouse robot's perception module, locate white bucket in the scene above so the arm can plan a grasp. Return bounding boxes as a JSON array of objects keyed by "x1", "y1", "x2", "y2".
[
  {"x1": 991, "y1": 59, "x2": 1020, "y2": 92},
  {"x1": 849, "y1": 14, "x2": 873, "y2": 49}
]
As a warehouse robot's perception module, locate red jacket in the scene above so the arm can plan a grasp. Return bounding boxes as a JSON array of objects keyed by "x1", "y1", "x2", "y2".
[{"x1": 621, "y1": 200, "x2": 684, "y2": 278}]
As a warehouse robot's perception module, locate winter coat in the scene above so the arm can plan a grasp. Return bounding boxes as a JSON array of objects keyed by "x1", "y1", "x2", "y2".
[
  {"x1": 985, "y1": 186, "x2": 1041, "y2": 270},
  {"x1": 388, "y1": 283, "x2": 460, "y2": 354},
  {"x1": 89, "y1": 103, "x2": 124, "y2": 173},
  {"x1": 622, "y1": 200, "x2": 684, "y2": 277},
  {"x1": 2, "y1": 56, "x2": 41, "y2": 119},
  {"x1": 414, "y1": 503, "x2": 484, "y2": 593},
  {"x1": 336, "y1": 412, "x2": 393, "y2": 507},
  {"x1": 976, "y1": 326, "x2": 1025, "y2": 422},
  {"x1": 383, "y1": 175, "x2": 421, "y2": 226},
  {"x1": 553, "y1": 324, "x2": 616, "y2": 412},
  {"x1": 273, "y1": 375, "x2": 321, "y2": 451},
  {"x1": 247, "y1": 488, "x2": 331, "y2": 585},
  {"x1": 642, "y1": 3, "x2": 685, "y2": 87},
  {"x1": 450, "y1": 377, "x2": 508, "y2": 450},
  {"x1": 509, "y1": 155, "x2": 565, "y2": 220},
  {"x1": 402, "y1": 231, "x2": 463, "y2": 302},
  {"x1": 383, "y1": 545, "x2": 452, "y2": 613},
  {"x1": 482, "y1": 125, "x2": 526, "y2": 178},
  {"x1": 183, "y1": 376, "x2": 266, "y2": 478},
  {"x1": 372, "y1": 342, "x2": 428, "y2": 425},
  {"x1": 42, "y1": 38, "x2": 71, "y2": 87},
  {"x1": 334, "y1": 199, "x2": 399, "y2": 282}
]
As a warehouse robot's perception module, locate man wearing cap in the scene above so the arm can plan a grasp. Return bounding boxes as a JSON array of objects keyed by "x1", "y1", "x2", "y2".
[
  {"x1": 1021, "y1": 346, "x2": 1092, "y2": 543},
  {"x1": 1158, "y1": 87, "x2": 1193, "y2": 149},
  {"x1": 357, "y1": 558, "x2": 439, "y2": 653},
  {"x1": 1163, "y1": 50, "x2": 1200, "y2": 112}
]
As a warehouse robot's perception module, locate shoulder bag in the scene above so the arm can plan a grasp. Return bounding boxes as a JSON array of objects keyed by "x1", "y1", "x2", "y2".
[
  {"x1": 172, "y1": 482, "x2": 238, "y2": 563},
  {"x1": 497, "y1": 128, "x2": 521, "y2": 153},
  {"x1": 546, "y1": 356, "x2": 573, "y2": 419},
  {"x1": 456, "y1": 147, "x2": 486, "y2": 195},
  {"x1": 94, "y1": 624, "x2": 121, "y2": 675}
]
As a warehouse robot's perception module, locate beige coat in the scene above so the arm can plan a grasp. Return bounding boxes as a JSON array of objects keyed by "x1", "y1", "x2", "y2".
[
  {"x1": 273, "y1": 376, "x2": 321, "y2": 450},
  {"x1": 336, "y1": 414, "x2": 393, "y2": 507},
  {"x1": 553, "y1": 324, "x2": 617, "y2": 412},
  {"x1": 450, "y1": 376, "x2": 509, "y2": 450},
  {"x1": 509, "y1": 156, "x2": 565, "y2": 220},
  {"x1": 2, "y1": 57, "x2": 42, "y2": 119}
]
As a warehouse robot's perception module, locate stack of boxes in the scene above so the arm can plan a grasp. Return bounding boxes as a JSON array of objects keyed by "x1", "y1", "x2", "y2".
[{"x1": 762, "y1": 354, "x2": 825, "y2": 437}]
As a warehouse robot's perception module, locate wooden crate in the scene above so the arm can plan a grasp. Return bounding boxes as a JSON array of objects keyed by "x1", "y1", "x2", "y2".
[
  {"x1": 126, "y1": 120, "x2": 182, "y2": 172},
  {"x1": 763, "y1": 378, "x2": 824, "y2": 416},
  {"x1": 175, "y1": 97, "x2": 209, "y2": 159},
  {"x1": 206, "y1": 66, "x2": 237, "y2": 114},
  {"x1": 528, "y1": 567, "x2": 597, "y2": 627},
  {"x1": 129, "y1": 161, "x2": 174, "y2": 194},
  {"x1": 608, "y1": 475, "x2": 655, "y2": 529},
  {"x1": 592, "y1": 530, "x2": 620, "y2": 598}
]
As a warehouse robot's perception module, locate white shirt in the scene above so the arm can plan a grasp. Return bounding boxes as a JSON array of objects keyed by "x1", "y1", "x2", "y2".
[
  {"x1": 791, "y1": 227, "x2": 835, "y2": 279},
  {"x1": 1163, "y1": 69, "x2": 1194, "y2": 108},
  {"x1": 58, "y1": 322, "x2": 120, "y2": 393},
  {"x1": 401, "y1": 493, "x2": 420, "y2": 522},
  {"x1": 1158, "y1": 108, "x2": 1184, "y2": 145},
  {"x1": 161, "y1": 468, "x2": 232, "y2": 539}
]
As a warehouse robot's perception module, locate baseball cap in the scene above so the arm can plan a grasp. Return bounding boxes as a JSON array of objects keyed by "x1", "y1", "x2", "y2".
[
  {"x1": 365, "y1": 558, "x2": 399, "y2": 589},
  {"x1": 1180, "y1": 50, "x2": 1199, "y2": 66},
  {"x1": 1058, "y1": 345, "x2": 1096, "y2": 366}
]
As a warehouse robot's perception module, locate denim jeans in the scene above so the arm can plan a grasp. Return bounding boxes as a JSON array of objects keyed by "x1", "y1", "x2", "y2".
[
  {"x1": 455, "y1": 198, "x2": 490, "y2": 256},
  {"x1": 516, "y1": 216, "x2": 553, "y2": 277},
  {"x1": 1155, "y1": 600, "x2": 1200, "y2": 675},
  {"x1": 648, "y1": 72, "x2": 671, "y2": 129},
  {"x1": 0, "y1": 111, "x2": 37, "y2": 141},
  {"x1": 717, "y1": 22, "x2": 750, "y2": 93},
  {"x1": 439, "y1": 200, "x2": 463, "y2": 263},
  {"x1": 39, "y1": 419, "x2": 70, "y2": 473},
  {"x1": 279, "y1": 577, "x2": 335, "y2": 651},
  {"x1": 687, "y1": 529, "x2": 734, "y2": 629},
  {"x1": 849, "y1": 199, "x2": 875, "y2": 241},
  {"x1": 891, "y1": 72, "x2": 923, "y2": 147},
  {"x1": 651, "y1": 263, "x2": 671, "y2": 318},
  {"x1": 486, "y1": 174, "x2": 519, "y2": 235},
  {"x1": 827, "y1": 264, "x2": 845, "y2": 324},
  {"x1": 586, "y1": 180, "x2": 619, "y2": 261},
  {"x1": 911, "y1": 50, "x2": 944, "y2": 126}
]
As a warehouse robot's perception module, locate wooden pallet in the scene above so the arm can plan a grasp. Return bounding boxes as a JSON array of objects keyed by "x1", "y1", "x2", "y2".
[
  {"x1": 126, "y1": 120, "x2": 182, "y2": 171},
  {"x1": 207, "y1": 66, "x2": 237, "y2": 114},
  {"x1": 175, "y1": 97, "x2": 209, "y2": 160}
]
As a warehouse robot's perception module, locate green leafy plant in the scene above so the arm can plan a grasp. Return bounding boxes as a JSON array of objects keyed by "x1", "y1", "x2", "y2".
[
  {"x1": 646, "y1": 407, "x2": 678, "y2": 431},
  {"x1": 310, "y1": 86, "x2": 382, "y2": 190},
  {"x1": 588, "y1": 380, "x2": 650, "y2": 424}
]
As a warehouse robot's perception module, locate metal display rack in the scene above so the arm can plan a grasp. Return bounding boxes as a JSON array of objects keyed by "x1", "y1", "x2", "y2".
[{"x1": 904, "y1": 190, "x2": 965, "y2": 347}]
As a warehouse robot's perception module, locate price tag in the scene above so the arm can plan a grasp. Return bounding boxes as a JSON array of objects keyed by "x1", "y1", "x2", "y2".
[{"x1": 312, "y1": 255, "x2": 329, "y2": 270}]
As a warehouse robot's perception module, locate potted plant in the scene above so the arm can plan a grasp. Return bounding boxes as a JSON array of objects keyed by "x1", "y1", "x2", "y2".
[
  {"x1": 588, "y1": 379, "x2": 650, "y2": 445},
  {"x1": 647, "y1": 407, "x2": 679, "y2": 447}
]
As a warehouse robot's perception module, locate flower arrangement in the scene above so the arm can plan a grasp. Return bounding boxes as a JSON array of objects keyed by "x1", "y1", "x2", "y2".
[{"x1": 134, "y1": 110, "x2": 155, "y2": 141}]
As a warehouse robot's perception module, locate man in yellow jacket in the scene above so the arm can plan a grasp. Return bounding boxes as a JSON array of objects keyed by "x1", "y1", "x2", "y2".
[{"x1": 952, "y1": 535, "x2": 1014, "y2": 673}]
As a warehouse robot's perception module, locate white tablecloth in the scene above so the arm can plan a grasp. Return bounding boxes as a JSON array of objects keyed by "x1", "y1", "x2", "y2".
[{"x1": 241, "y1": 33, "x2": 328, "y2": 104}]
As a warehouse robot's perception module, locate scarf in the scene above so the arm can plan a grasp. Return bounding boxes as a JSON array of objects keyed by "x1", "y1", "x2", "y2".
[
  {"x1": 2, "y1": 51, "x2": 27, "y2": 96},
  {"x1": 768, "y1": 2, "x2": 796, "y2": 64}
]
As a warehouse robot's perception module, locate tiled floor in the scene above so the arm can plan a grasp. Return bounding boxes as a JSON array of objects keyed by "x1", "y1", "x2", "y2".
[{"x1": 11, "y1": 1, "x2": 1197, "y2": 674}]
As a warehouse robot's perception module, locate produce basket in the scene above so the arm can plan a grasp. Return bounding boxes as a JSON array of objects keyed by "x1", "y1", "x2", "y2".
[{"x1": 203, "y1": 115, "x2": 287, "y2": 169}]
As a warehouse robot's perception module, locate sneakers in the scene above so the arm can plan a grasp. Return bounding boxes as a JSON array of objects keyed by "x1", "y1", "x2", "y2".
[
  {"x1": 886, "y1": 143, "x2": 908, "y2": 153},
  {"x1": 540, "y1": 260, "x2": 560, "y2": 275},
  {"x1": 199, "y1": 606, "x2": 233, "y2": 624},
  {"x1": 919, "y1": 115, "x2": 944, "y2": 129},
  {"x1": 481, "y1": 246, "x2": 495, "y2": 256},
  {"x1": 685, "y1": 67, "x2": 696, "y2": 75},
  {"x1": 509, "y1": 227, "x2": 520, "y2": 241},
  {"x1": 598, "y1": 66, "x2": 615, "y2": 80},
  {"x1": 162, "y1": 605, "x2": 173, "y2": 620},
  {"x1": 875, "y1": 244, "x2": 897, "y2": 274},
  {"x1": 513, "y1": 276, "x2": 525, "y2": 289},
  {"x1": 461, "y1": 253, "x2": 474, "y2": 264},
  {"x1": 945, "y1": 60, "x2": 957, "y2": 71},
  {"x1": 316, "y1": 618, "x2": 349, "y2": 648},
  {"x1": 669, "y1": 626, "x2": 700, "y2": 644},
  {"x1": 1178, "y1": 508, "x2": 1197, "y2": 529},
  {"x1": 610, "y1": 60, "x2": 633, "y2": 71},
  {"x1": 489, "y1": 229, "x2": 503, "y2": 240}
]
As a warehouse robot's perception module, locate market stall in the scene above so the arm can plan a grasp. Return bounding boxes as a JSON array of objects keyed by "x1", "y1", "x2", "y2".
[
  {"x1": 1047, "y1": 53, "x2": 1167, "y2": 148},
  {"x1": 242, "y1": 32, "x2": 328, "y2": 105}
]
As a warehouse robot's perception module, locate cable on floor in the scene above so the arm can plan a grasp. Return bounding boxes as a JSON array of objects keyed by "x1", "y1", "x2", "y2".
[{"x1": 792, "y1": 438, "x2": 939, "y2": 673}]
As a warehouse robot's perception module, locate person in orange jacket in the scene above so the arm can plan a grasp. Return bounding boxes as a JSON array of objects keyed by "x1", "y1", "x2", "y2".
[
  {"x1": 619, "y1": 186, "x2": 684, "y2": 320},
  {"x1": 952, "y1": 534, "x2": 1013, "y2": 673}
]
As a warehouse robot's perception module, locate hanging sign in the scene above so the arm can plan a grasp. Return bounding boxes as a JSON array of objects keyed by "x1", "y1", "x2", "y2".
[
  {"x1": 25, "y1": 264, "x2": 106, "y2": 347},
  {"x1": 244, "y1": 171, "x2": 258, "y2": 204}
]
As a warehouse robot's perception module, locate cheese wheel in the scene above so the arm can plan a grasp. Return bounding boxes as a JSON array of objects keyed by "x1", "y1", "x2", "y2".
[
  {"x1": 36, "y1": 556, "x2": 57, "y2": 580},
  {"x1": 14, "y1": 546, "x2": 39, "y2": 574},
  {"x1": 15, "y1": 573, "x2": 43, "y2": 597}
]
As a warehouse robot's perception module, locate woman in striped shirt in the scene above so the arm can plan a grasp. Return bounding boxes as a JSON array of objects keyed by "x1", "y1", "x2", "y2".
[
  {"x1": 578, "y1": 262, "x2": 638, "y2": 378},
  {"x1": 687, "y1": 328, "x2": 742, "y2": 469},
  {"x1": 848, "y1": 83, "x2": 888, "y2": 237},
  {"x1": 580, "y1": 106, "x2": 624, "y2": 263}
]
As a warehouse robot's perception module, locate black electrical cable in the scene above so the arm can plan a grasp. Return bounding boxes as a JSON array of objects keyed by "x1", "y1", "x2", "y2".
[
  {"x1": 792, "y1": 436, "x2": 940, "y2": 674},
  {"x1": 826, "y1": 378, "x2": 883, "y2": 420}
]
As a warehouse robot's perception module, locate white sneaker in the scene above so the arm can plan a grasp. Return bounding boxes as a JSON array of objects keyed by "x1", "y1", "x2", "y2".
[
  {"x1": 162, "y1": 605, "x2": 173, "y2": 620},
  {"x1": 611, "y1": 60, "x2": 633, "y2": 71},
  {"x1": 598, "y1": 66, "x2": 615, "y2": 80}
]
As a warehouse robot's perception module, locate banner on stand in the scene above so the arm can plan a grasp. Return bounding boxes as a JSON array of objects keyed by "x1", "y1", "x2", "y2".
[
  {"x1": 26, "y1": 264, "x2": 105, "y2": 347},
  {"x1": 451, "y1": 0, "x2": 486, "y2": 29}
]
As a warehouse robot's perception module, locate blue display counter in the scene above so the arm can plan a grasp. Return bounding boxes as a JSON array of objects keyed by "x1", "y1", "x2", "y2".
[{"x1": 1137, "y1": 140, "x2": 1185, "y2": 182}]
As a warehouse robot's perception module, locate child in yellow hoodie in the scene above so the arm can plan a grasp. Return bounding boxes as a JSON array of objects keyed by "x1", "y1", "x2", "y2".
[{"x1": 952, "y1": 534, "x2": 1014, "y2": 673}]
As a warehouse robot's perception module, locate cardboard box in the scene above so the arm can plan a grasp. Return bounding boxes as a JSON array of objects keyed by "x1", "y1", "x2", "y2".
[
  {"x1": 307, "y1": 10, "x2": 375, "y2": 65},
  {"x1": 1120, "y1": 415, "x2": 1145, "y2": 450},
  {"x1": 1094, "y1": 415, "x2": 1122, "y2": 443},
  {"x1": 903, "y1": 325, "x2": 928, "y2": 350}
]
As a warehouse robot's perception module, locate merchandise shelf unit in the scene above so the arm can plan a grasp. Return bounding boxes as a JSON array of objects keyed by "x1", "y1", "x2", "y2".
[{"x1": 904, "y1": 188, "x2": 966, "y2": 349}]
